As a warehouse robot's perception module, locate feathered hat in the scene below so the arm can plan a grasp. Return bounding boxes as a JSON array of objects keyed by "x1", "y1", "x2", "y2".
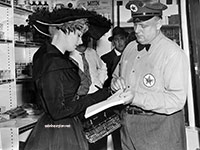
[{"x1": 28, "y1": 8, "x2": 112, "y2": 40}]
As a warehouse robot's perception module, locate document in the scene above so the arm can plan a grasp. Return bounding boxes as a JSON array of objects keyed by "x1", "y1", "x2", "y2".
[{"x1": 85, "y1": 91, "x2": 124, "y2": 118}]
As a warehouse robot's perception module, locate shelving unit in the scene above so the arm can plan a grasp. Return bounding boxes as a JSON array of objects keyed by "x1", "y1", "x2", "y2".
[
  {"x1": 0, "y1": 128, "x2": 19, "y2": 150},
  {"x1": 0, "y1": 1, "x2": 40, "y2": 149},
  {"x1": 0, "y1": 1, "x2": 11, "y2": 7},
  {"x1": 161, "y1": 24, "x2": 180, "y2": 45},
  {"x1": 0, "y1": 1, "x2": 19, "y2": 149},
  {"x1": 0, "y1": 1, "x2": 16, "y2": 112},
  {"x1": 0, "y1": 0, "x2": 39, "y2": 112}
]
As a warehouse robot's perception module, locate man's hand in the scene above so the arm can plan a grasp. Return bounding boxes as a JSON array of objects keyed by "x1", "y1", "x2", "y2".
[{"x1": 111, "y1": 77, "x2": 126, "y2": 92}]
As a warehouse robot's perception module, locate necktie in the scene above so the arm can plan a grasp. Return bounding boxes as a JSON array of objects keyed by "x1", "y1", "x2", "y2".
[
  {"x1": 137, "y1": 43, "x2": 151, "y2": 51},
  {"x1": 69, "y1": 57, "x2": 90, "y2": 95},
  {"x1": 80, "y1": 52, "x2": 92, "y2": 85}
]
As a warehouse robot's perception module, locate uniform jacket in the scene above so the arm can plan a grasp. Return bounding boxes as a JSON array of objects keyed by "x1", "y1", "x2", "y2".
[
  {"x1": 24, "y1": 42, "x2": 110, "y2": 150},
  {"x1": 113, "y1": 32, "x2": 188, "y2": 150}
]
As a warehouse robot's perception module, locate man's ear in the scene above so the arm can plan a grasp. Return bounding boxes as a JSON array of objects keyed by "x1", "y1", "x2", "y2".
[{"x1": 156, "y1": 18, "x2": 162, "y2": 30}]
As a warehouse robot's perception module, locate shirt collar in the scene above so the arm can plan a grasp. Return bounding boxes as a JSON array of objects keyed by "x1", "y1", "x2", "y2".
[
  {"x1": 147, "y1": 31, "x2": 164, "y2": 53},
  {"x1": 150, "y1": 31, "x2": 163, "y2": 46},
  {"x1": 114, "y1": 49, "x2": 122, "y2": 56}
]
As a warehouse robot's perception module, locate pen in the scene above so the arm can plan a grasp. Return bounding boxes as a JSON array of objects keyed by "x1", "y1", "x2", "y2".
[
  {"x1": 123, "y1": 86, "x2": 130, "y2": 92},
  {"x1": 95, "y1": 85, "x2": 102, "y2": 90}
]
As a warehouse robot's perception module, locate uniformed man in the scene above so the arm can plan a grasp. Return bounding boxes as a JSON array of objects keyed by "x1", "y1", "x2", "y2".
[{"x1": 111, "y1": 0, "x2": 189, "y2": 150}]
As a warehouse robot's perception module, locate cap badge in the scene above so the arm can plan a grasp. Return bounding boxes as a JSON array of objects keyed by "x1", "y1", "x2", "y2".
[
  {"x1": 143, "y1": 73, "x2": 156, "y2": 88},
  {"x1": 130, "y1": 4, "x2": 138, "y2": 12}
]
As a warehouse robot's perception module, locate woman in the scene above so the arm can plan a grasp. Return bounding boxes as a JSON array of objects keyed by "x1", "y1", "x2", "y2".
[{"x1": 25, "y1": 8, "x2": 133, "y2": 150}]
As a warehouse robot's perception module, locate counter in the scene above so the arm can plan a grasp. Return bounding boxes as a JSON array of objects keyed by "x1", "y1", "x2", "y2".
[{"x1": 0, "y1": 114, "x2": 41, "y2": 150}]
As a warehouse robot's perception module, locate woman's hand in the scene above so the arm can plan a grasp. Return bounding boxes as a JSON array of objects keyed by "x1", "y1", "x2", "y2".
[
  {"x1": 107, "y1": 89, "x2": 134, "y2": 105},
  {"x1": 119, "y1": 90, "x2": 134, "y2": 105}
]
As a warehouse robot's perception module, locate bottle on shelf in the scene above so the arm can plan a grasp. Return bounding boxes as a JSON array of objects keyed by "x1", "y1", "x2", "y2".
[
  {"x1": 6, "y1": 0, "x2": 11, "y2": 4},
  {"x1": 24, "y1": 25, "x2": 33, "y2": 42},
  {"x1": 14, "y1": 24, "x2": 20, "y2": 41},
  {"x1": 24, "y1": 0, "x2": 31, "y2": 10},
  {"x1": 14, "y1": 0, "x2": 18, "y2": 5},
  {"x1": 19, "y1": 25, "x2": 26, "y2": 42},
  {"x1": 17, "y1": 0, "x2": 24, "y2": 7},
  {"x1": 0, "y1": 70, "x2": 11, "y2": 80},
  {"x1": 0, "y1": 0, "x2": 6, "y2": 3},
  {"x1": 0, "y1": 23, "x2": 4, "y2": 39}
]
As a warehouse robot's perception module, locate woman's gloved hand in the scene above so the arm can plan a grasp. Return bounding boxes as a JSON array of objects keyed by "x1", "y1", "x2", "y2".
[
  {"x1": 107, "y1": 89, "x2": 134, "y2": 105},
  {"x1": 119, "y1": 90, "x2": 134, "y2": 105},
  {"x1": 89, "y1": 87, "x2": 111, "y2": 103}
]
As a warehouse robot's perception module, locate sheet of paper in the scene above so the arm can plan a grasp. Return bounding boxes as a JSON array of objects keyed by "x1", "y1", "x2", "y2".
[{"x1": 85, "y1": 92, "x2": 124, "y2": 118}]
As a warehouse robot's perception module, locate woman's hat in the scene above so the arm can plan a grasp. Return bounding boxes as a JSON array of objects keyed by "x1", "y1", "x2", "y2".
[
  {"x1": 125, "y1": 0, "x2": 167, "y2": 23},
  {"x1": 108, "y1": 26, "x2": 128, "y2": 42},
  {"x1": 28, "y1": 8, "x2": 112, "y2": 40}
]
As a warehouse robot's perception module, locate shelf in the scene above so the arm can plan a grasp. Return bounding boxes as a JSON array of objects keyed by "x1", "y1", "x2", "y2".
[
  {"x1": 0, "y1": 79, "x2": 14, "y2": 85},
  {"x1": 15, "y1": 41, "x2": 41, "y2": 47},
  {"x1": 0, "y1": 39, "x2": 13, "y2": 43},
  {"x1": 0, "y1": 114, "x2": 40, "y2": 131},
  {"x1": 0, "y1": 1, "x2": 11, "y2": 8},
  {"x1": 14, "y1": 5, "x2": 33, "y2": 15},
  {"x1": 16, "y1": 77, "x2": 32, "y2": 84}
]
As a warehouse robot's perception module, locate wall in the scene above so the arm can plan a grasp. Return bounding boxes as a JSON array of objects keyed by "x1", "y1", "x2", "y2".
[{"x1": 186, "y1": 127, "x2": 200, "y2": 150}]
